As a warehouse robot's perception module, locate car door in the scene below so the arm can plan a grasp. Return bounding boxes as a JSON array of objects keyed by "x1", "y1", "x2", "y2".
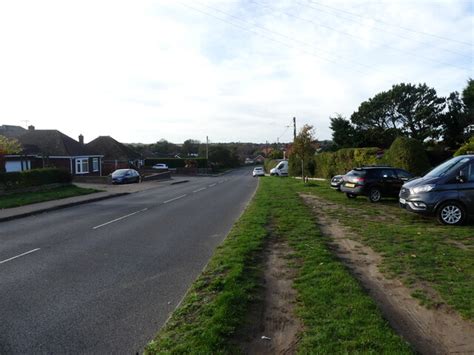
[
  {"x1": 458, "y1": 161, "x2": 474, "y2": 216},
  {"x1": 380, "y1": 169, "x2": 399, "y2": 196}
]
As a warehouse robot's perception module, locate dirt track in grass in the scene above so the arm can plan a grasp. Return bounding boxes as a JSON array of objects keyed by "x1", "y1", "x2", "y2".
[
  {"x1": 301, "y1": 193, "x2": 474, "y2": 355},
  {"x1": 234, "y1": 237, "x2": 302, "y2": 354}
]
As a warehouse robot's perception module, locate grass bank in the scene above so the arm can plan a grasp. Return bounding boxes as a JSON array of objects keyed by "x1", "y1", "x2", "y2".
[
  {"x1": 146, "y1": 178, "x2": 412, "y2": 353},
  {"x1": 0, "y1": 185, "x2": 99, "y2": 209},
  {"x1": 302, "y1": 181, "x2": 474, "y2": 320}
]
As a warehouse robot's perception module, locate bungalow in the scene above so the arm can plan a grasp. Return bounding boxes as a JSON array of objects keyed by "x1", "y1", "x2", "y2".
[
  {"x1": 86, "y1": 136, "x2": 142, "y2": 174},
  {"x1": 3, "y1": 126, "x2": 103, "y2": 176}
]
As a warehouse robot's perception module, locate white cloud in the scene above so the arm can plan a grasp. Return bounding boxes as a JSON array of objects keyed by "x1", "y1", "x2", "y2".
[{"x1": 0, "y1": 0, "x2": 472, "y2": 144}]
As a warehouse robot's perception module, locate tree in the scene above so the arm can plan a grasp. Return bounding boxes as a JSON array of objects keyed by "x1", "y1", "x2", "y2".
[
  {"x1": 182, "y1": 139, "x2": 201, "y2": 157},
  {"x1": 0, "y1": 135, "x2": 22, "y2": 173},
  {"x1": 289, "y1": 124, "x2": 316, "y2": 177},
  {"x1": 439, "y1": 92, "x2": 470, "y2": 149},
  {"x1": 150, "y1": 139, "x2": 179, "y2": 157},
  {"x1": 209, "y1": 146, "x2": 239, "y2": 168},
  {"x1": 329, "y1": 114, "x2": 357, "y2": 148},
  {"x1": 462, "y1": 78, "x2": 474, "y2": 115},
  {"x1": 390, "y1": 83, "x2": 445, "y2": 142}
]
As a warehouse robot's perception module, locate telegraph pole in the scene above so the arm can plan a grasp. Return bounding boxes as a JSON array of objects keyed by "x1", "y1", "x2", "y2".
[{"x1": 293, "y1": 117, "x2": 296, "y2": 140}]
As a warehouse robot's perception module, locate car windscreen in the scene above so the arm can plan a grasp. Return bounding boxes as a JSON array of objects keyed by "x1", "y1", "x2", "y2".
[
  {"x1": 112, "y1": 170, "x2": 128, "y2": 177},
  {"x1": 425, "y1": 157, "x2": 470, "y2": 178}
]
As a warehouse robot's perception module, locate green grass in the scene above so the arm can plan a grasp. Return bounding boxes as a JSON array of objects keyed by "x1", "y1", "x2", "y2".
[
  {"x1": 300, "y1": 180, "x2": 474, "y2": 320},
  {"x1": 146, "y1": 178, "x2": 412, "y2": 354},
  {"x1": 0, "y1": 185, "x2": 99, "y2": 208}
]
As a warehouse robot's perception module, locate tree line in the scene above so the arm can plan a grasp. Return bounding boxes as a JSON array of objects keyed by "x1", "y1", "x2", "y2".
[{"x1": 330, "y1": 80, "x2": 473, "y2": 150}]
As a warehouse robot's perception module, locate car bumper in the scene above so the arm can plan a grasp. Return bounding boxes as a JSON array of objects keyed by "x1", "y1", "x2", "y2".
[
  {"x1": 340, "y1": 185, "x2": 365, "y2": 195},
  {"x1": 398, "y1": 191, "x2": 438, "y2": 215}
]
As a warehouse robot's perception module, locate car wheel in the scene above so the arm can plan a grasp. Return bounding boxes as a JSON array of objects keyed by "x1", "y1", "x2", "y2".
[
  {"x1": 368, "y1": 188, "x2": 382, "y2": 203},
  {"x1": 346, "y1": 193, "x2": 357, "y2": 199},
  {"x1": 437, "y1": 201, "x2": 466, "y2": 225}
]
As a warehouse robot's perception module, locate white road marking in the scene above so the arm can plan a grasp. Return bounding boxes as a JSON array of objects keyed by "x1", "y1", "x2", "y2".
[
  {"x1": 163, "y1": 194, "x2": 187, "y2": 204},
  {"x1": 93, "y1": 208, "x2": 148, "y2": 230},
  {"x1": 208, "y1": 183, "x2": 217, "y2": 187},
  {"x1": 193, "y1": 187, "x2": 206, "y2": 193},
  {"x1": 0, "y1": 248, "x2": 41, "y2": 265}
]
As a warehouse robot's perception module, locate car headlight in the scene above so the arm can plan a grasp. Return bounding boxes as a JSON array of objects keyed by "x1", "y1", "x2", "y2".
[{"x1": 410, "y1": 184, "x2": 435, "y2": 194}]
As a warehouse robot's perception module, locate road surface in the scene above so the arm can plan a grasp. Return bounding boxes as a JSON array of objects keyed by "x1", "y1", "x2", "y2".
[{"x1": 0, "y1": 168, "x2": 258, "y2": 353}]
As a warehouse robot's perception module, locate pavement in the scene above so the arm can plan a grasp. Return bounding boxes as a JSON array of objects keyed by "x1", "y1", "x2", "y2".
[{"x1": 0, "y1": 177, "x2": 190, "y2": 223}]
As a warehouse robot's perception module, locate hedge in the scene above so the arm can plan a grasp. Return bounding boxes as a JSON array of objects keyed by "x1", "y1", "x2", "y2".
[
  {"x1": 384, "y1": 137, "x2": 431, "y2": 175},
  {"x1": 263, "y1": 159, "x2": 280, "y2": 173},
  {"x1": 454, "y1": 136, "x2": 474, "y2": 156},
  {"x1": 0, "y1": 168, "x2": 72, "y2": 192},
  {"x1": 144, "y1": 158, "x2": 208, "y2": 169},
  {"x1": 314, "y1": 147, "x2": 381, "y2": 178}
]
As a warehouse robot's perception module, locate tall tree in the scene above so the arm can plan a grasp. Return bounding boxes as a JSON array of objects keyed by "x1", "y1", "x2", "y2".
[
  {"x1": 439, "y1": 92, "x2": 470, "y2": 149},
  {"x1": 390, "y1": 83, "x2": 445, "y2": 142},
  {"x1": 329, "y1": 114, "x2": 357, "y2": 148},
  {"x1": 182, "y1": 139, "x2": 201, "y2": 157}
]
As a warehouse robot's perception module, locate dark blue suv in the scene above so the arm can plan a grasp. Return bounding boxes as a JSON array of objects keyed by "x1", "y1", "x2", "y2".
[{"x1": 399, "y1": 155, "x2": 474, "y2": 225}]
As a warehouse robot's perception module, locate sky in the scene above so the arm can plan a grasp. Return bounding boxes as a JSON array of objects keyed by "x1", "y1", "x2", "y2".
[{"x1": 0, "y1": 0, "x2": 472, "y2": 144}]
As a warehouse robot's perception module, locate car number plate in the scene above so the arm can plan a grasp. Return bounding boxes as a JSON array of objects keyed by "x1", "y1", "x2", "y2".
[
  {"x1": 345, "y1": 183, "x2": 355, "y2": 188},
  {"x1": 399, "y1": 198, "x2": 406, "y2": 204}
]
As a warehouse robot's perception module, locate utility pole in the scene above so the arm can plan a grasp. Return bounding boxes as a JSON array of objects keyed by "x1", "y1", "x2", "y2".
[
  {"x1": 206, "y1": 136, "x2": 209, "y2": 160},
  {"x1": 293, "y1": 117, "x2": 296, "y2": 140}
]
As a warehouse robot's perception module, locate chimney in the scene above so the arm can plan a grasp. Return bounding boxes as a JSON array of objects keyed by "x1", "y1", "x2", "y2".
[
  {"x1": 79, "y1": 134, "x2": 84, "y2": 145},
  {"x1": 28, "y1": 125, "x2": 35, "y2": 131}
]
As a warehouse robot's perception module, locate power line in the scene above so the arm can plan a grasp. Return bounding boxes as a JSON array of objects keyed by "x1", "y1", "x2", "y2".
[
  {"x1": 290, "y1": 0, "x2": 471, "y2": 59},
  {"x1": 248, "y1": 0, "x2": 471, "y2": 71},
  {"x1": 176, "y1": 1, "x2": 374, "y2": 75},
  {"x1": 306, "y1": 0, "x2": 472, "y2": 47}
]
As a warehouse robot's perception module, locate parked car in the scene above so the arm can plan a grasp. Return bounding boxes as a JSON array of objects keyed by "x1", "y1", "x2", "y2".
[
  {"x1": 330, "y1": 175, "x2": 344, "y2": 191},
  {"x1": 152, "y1": 163, "x2": 168, "y2": 170},
  {"x1": 111, "y1": 169, "x2": 141, "y2": 184},
  {"x1": 253, "y1": 166, "x2": 265, "y2": 177},
  {"x1": 270, "y1": 160, "x2": 289, "y2": 176},
  {"x1": 340, "y1": 166, "x2": 414, "y2": 202},
  {"x1": 399, "y1": 155, "x2": 474, "y2": 225}
]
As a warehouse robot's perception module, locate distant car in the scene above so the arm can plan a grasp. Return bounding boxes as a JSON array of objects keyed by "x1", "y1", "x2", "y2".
[
  {"x1": 330, "y1": 175, "x2": 344, "y2": 191},
  {"x1": 111, "y1": 169, "x2": 140, "y2": 184},
  {"x1": 340, "y1": 166, "x2": 414, "y2": 202},
  {"x1": 152, "y1": 163, "x2": 168, "y2": 170},
  {"x1": 253, "y1": 166, "x2": 265, "y2": 177},
  {"x1": 399, "y1": 155, "x2": 474, "y2": 225}
]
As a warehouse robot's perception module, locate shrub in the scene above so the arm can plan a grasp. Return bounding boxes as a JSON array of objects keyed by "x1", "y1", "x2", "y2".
[
  {"x1": 314, "y1": 147, "x2": 381, "y2": 178},
  {"x1": 384, "y1": 137, "x2": 431, "y2": 175},
  {"x1": 0, "y1": 168, "x2": 72, "y2": 191},
  {"x1": 454, "y1": 136, "x2": 474, "y2": 156}
]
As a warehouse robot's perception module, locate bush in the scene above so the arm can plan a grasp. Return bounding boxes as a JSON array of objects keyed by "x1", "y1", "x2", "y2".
[
  {"x1": 384, "y1": 137, "x2": 431, "y2": 175},
  {"x1": 144, "y1": 158, "x2": 208, "y2": 169},
  {"x1": 314, "y1": 147, "x2": 381, "y2": 178},
  {"x1": 454, "y1": 136, "x2": 474, "y2": 156},
  {"x1": 0, "y1": 168, "x2": 72, "y2": 191}
]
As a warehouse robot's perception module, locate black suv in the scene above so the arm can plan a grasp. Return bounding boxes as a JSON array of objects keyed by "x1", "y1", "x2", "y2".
[
  {"x1": 399, "y1": 155, "x2": 474, "y2": 225},
  {"x1": 340, "y1": 166, "x2": 413, "y2": 202}
]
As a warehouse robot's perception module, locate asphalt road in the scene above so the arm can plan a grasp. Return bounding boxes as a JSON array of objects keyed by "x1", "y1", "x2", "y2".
[{"x1": 0, "y1": 168, "x2": 258, "y2": 353}]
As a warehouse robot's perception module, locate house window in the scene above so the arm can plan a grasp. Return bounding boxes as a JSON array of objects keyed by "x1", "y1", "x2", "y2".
[
  {"x1": 92, "y1": 158, "x2": 99, "y2": 172},
  {"x1": 76, "y1": 158, "x2": 89, "y2": 174}
]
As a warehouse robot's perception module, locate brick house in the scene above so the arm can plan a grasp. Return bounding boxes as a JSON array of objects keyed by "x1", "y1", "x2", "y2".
[{"x1": 3, "y1": 126, "x2": 103, "y2": 176}]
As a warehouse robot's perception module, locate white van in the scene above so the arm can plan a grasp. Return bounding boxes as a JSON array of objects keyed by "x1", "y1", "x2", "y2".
[{"x1": 270, "y1": 160, "x2": 289, "y2": 176}]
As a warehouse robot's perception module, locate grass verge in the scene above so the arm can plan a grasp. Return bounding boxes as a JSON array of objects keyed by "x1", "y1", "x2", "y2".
[
  {"x1": 0, "y1": 185, "x2": 99, "y2": 209},
  {"x1": 301, "y1": 181, "x2": 474, "y2": 320},
  {"x1": 145, "y1": 177, "x2": 412, "y2": 353}
]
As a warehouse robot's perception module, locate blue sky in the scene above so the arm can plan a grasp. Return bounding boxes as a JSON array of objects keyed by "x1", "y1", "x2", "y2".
[{"x1": 0, "y1": 0, "x2": 472, "y2": 144}]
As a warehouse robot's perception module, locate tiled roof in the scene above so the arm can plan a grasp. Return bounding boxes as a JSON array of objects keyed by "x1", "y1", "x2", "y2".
[
  {"x1": 86, "y1": 136, "x2": 141, "y2": 160},
  {"x1": 18, "y1": 130, "x2": 99, "y2": 156},
  {"x1": 0, "y1": 125, "x2": 27, "y2": 138}
]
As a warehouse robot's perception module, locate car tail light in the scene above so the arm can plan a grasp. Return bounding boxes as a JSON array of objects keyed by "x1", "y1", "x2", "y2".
[{"x1": 354, "y1": 177, "x2": 365, "y2": 183}]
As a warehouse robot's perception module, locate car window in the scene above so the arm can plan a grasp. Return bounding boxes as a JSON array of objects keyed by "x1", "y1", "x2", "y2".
[
  {"x1": 347, "y1": 170, "x2": 366, "y2": 177},
  {"x1": 425, "y1": 157, "x2": 470, "y2": 178},
  {"x1": 459, "y1": 162, "x2": 474, "y2": 182},
  {"x1": 396, "y1": 169, "x2": 412, "y2": 179},
  {"x1": 381, "y1": 169, "x2": 397, "y2": 178}
]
